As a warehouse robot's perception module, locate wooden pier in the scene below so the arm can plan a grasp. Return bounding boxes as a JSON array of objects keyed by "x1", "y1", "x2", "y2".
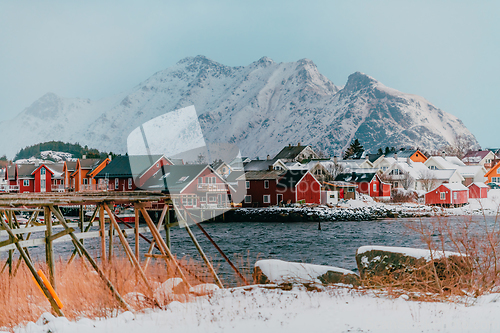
[{"x1": 0, "y1": 191, "x2": 244, "y2": 317}]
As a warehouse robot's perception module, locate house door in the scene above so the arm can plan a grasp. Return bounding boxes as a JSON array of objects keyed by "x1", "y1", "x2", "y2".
[
  {"x1": 217, "y1": 194, "x2": 222, "y2": 206},
  {"x1": 277, "y1": 194, "x2": 283, "y2": 205}
]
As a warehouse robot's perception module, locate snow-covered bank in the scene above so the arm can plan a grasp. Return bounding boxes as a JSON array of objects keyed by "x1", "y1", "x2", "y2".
[
  {"x1": 16, "y1": 285, "x2": 500, "y2": 333},
  {"x1": 221, "y1": 190, "x2": 500, "y2": 222}
]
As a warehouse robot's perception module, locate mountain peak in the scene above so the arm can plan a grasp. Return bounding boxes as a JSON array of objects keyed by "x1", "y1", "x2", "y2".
[
  {"x1": 343, "y1": 72, "x2": 378, "y2": 93},
  {"x1": 24, "y1": 92, "x2": 62, "y2": 119},
  {"x1": 252, "y1": 56, "x2": 275, "y2": 67}
]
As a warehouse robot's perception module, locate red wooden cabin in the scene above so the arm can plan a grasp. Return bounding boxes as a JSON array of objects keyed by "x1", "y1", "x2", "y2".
[
  {"x1": 335, "y1": 172, "x2": 391, "y2": 198},
  {"x1": 468, "y1": 182, "x2": 489, "y2": 199},
  {"x1": 425, "y1": 183, "x2": 469, "y2": 207}
]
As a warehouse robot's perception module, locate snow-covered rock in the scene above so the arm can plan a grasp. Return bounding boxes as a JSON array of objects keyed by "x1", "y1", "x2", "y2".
[
  {"x1": 0, "y1": 55, "x2": 478, "y2": 158},
  {"x1": 254, "y1": 259, "x2": 359, "y2": 286},
  {"x1": 356, "y1": 245, "x2": 468, "y2": 283},
  {"x1": 153, "y1": 278, "x2": 190, "y2": 305},
  {"x1": 189, "y1": 283, "x2": 220, "y2": 296}
]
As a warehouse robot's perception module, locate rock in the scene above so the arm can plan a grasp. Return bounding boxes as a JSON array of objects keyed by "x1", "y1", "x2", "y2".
[
  {"x1": 123, "y1": 292, "x2": 150, "y2": 309},
  {"x1": 355, "y1": 245, "x2": 470, "y2": 290},
  {"x1": 189, "y1": 283, "x2": 220, "y2": 296},
  {"x1": 153, "y1": 278, "x2": 189, "y2": 305},
  {"x1": 253, "y1": 259, "x2": 360, "y2": 287}
]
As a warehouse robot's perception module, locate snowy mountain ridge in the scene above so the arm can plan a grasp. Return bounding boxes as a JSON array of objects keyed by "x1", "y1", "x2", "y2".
[{"x1": 0, "y1": 55, "x2": 477, "y2": 158}]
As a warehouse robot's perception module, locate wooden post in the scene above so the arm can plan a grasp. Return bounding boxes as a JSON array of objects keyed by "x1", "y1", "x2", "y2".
[
  {"x1": 100, "y1": 205, "x2": 106, "y2": 262},
  {"x1": 104, "y1": 205, "x2": 156, "y2": 300},
  {"x1": 108, "y1": 208, "x2": 113, "y2": 261},
  {"x1": 49, "y1": 205, "x2": 132, "y2": 312},
  {"x1": 79, "y1": 205, "x2": 84, "y2": 231},
  {"x1": 135, "y1": 207, "x2": 139, "y2": 260},
  {"x1": 175, "y1": 206, "x2": 223, "y2": 289},
  {"x1": 165, "y1": 205, "x2": 171, "y2": 250},
  {"x1": 143, "y1": 207, "x2": 167, "y2": 271},
  {"x1": 138, "y1": 205, "x2": 191, "y2": 288},
  {"x1": 7, "y1": 211, "x2": 13, "y2": 275},
  {"x1": 0, "y1": 217, "x2": 64, "y2": 317},
  {"x1": 44, "y1": 206, "x2": 56, "y2": 289}
]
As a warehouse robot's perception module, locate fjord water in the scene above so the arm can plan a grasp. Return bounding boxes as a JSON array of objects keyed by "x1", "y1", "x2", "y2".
[{"x1": 15, "y1": 216, "x2": 496, "y2": 287}]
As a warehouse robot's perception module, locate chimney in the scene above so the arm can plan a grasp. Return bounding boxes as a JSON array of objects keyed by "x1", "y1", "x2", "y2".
[
  {"x1": 441, "y1": 151, "x2": 446, "y2": 158},
  {"x1": 108, "y1": 155, "x2": 112, "y2": 161},
  {"x1": 351, "y1": 171, "x2": 356, "y2": 180},
  {"x1": 334, "y1": 156, "x2": 338, "y2": 164},
  {"x1": 267, "y1": 155, "x2": 270, "y2": 160},
  {"x1": 365, "y1": 155, "x2": 369, "y2": 161},
  {"x1": 82, "y1": 154, "x2": 86, "y2": 159},
  {"x1": 268, "y1": 165, "x2": 273, "y2": 171},
  {"x1": 289, "y1": 143, "x2": 292, "y2": 148},
  {"x1": 394, "y1": 153, "x2": 398, "y2": 160},
  {"x1": 297, "y1": 142, "x2": 301, "y2": 147},
  {"x1": 407, "y1": 157, "x2": 411, "y2": 165}
]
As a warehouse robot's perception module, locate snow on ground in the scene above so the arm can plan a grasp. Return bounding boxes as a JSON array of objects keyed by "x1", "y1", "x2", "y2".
[{"x1": 16, "y1": 286, "x2": 500, "y2": 333}]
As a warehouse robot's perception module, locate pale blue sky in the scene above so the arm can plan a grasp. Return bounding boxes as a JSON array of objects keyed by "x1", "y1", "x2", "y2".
[{"x1": 0, "y1": 1, "x2": 498, "y2": 147}]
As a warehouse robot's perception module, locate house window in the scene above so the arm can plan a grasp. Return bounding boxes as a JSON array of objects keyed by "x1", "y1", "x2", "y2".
[
  {"x1": 83, "y1": 178, "x2": 88, "y2": 185},
  {"x1": 23, "y1": 180, "x2": 29, "y2": 187},
  {"x1": 174, "y1": 198, "x2": 180, "y2": 206},
  {"x1": 440, "y1": 192, "x2": 446, "y2": 200},
  {"x1": 453, "y1": 192, "x2": 457, "y2": 200},
  {"x1": 274, "y1": 166, "x2": 282, "y2": 170},
  {"x1": 115, "y1": 178, "x2": 119, "y2": 189},
  {"x1": 373, "y1": 183, "x2": 377, "y2": 192},
  {"x1": 244, "y1": 195, "x2": 252, "y2": 203},
  {"x1": 245, "y1": 181, "x2": 250, "y2": 189},
  {"x1": 264, "y1": 180, "x2": 269, "y2": 189},
  {"x1": 200, "y1": 196, "x2": 206, "y2": 203},
  {"x1": 429, "y1": 165, "x2": 437, "y2": 170},
  {"x1": 211, "y1": 177, "x2": 216, "y2": 183},
  {"x1": 40, "y1": 168, "x2": 45, "y2": 175},
  {"x1": 209, "y1": 196, "x2": 216, "y2": 203},
  {"x1": 394, "y1": 182, "x2": 399, "y2": 188},
  {"x1": 182, "y1": 197, "x2": 187, "y2": 206},
  {"x1": 128, "y1": 178, "x2": 132, "y2": 189},
  {"x1": 263, "y1": 195, "x2": 270, "y2": 203},
  {"x1": 493, "y1": 177, "x2": 500, "y2": 183},
  {"x1": 187, "y1": 197, "x2": 193, "y2": 206},
  {"x1": 198, "y1": 177, "x2": 203, "y2": 184},
  {"x1": 40, "y1": 179, "x2": 45, "y2": 191}
]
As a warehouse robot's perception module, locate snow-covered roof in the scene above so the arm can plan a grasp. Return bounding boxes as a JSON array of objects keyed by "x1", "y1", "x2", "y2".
[
  {"x1": 442, "y1": 183, "x2": 468, "y2": 191},
  {"x1": 468, "y1": 182, "x2": 489, "y2": 188},
  {"x1": 431, "y1": 169, "x2": 461, "y2": 180},
  {"x1": 456, "y1": 165, "x2": 486, "y2": 177},
  {"x1": 426, "y1": 156, "x2": 465, "y2": 169},
  {"x1": 462, "y1": 150, "x2": 493, "y2": 163}
]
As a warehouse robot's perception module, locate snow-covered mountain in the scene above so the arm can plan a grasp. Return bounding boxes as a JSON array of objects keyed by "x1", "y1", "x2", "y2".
[{"x1": 0, "y1": 55, "x2": 478, "y2": 158}]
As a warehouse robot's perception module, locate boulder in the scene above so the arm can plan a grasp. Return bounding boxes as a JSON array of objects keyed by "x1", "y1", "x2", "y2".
[
  {"x1": 356, "y1": 245, "x2": 470, "y2": 290},
  {"x1": 153, "y1": 278, "x2": 189, "y2": 305},
  {"x1": 253, "y1": 259, "x2": 359, "y2": 287}
]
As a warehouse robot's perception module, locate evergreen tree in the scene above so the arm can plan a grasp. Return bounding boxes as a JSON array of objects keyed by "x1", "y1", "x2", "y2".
[
  {"x1": 343, "y1": 139, "x2": 364, "y2": 159},
  {"x1": 377, "y1": 148, "x2": 383, "y2": 155}
]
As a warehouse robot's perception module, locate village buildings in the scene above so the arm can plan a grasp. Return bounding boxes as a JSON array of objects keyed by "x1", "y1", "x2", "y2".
[{"x1": 1, "y1": 142, "x2": 499, "y2": 208}]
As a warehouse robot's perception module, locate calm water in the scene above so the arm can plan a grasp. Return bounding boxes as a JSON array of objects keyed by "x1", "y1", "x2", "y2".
[{"x1": 3, "y1": 216, "x2": 496, "y2": 286}]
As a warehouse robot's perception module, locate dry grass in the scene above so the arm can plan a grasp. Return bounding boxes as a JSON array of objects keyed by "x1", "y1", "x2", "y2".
[
  {"x1": 0, "y1": 255, "x2": 220, "y2": 330},
  {"x1": 360, "y1": 214, "x2": 500, "y2": 301}
]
